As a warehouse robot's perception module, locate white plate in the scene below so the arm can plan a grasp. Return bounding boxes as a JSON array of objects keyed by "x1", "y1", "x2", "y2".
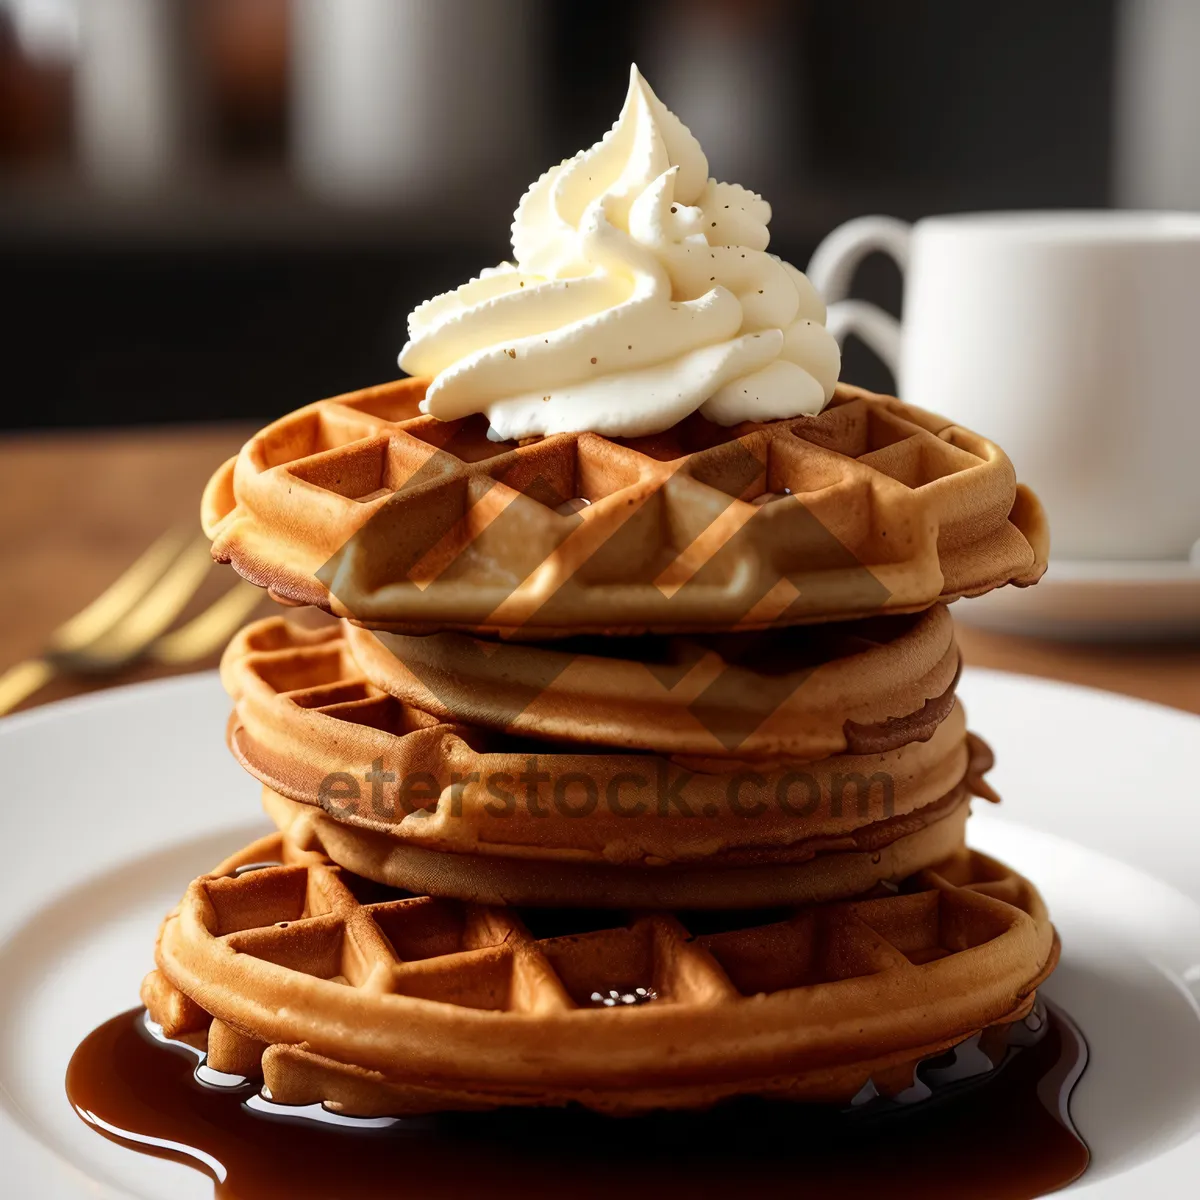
[
  {"x1": 1, "y1": 668, "x2": 1199, "y2": 1198},
  {"x1": 955, "y1": 557, "x2": 1200, "y2": 639}
]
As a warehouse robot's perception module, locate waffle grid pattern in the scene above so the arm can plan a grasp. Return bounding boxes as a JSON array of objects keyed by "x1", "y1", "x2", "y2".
[
  {"x1": 231, "y1": 604, "x2": 960, "y2": 764},
  {"x1": 146, "y1": 833, "x2": 1056, "y2": 1114},
  {"x1": 221, "y1": 615, "x2": 977, "y2": 888},
  {"x1": 203, "y1": 380, "x2": 1047, "y2": 635}
]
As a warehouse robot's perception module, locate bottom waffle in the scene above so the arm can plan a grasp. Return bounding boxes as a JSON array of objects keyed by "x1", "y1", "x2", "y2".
[
  {"x1": 263, "y1": 786, "x2": 973, "y2": 909},
  {"x1": 143, "y1": 832, "x2": 1058, "y2": 1117}
]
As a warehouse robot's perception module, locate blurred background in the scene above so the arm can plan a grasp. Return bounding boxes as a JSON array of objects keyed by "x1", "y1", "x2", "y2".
[
  {"x1": 0, "y1": 0, "x2": 1196, "y2": 716},
  {"x1": 4, "y1": 0, "x2": 1192, "y2": 430}
]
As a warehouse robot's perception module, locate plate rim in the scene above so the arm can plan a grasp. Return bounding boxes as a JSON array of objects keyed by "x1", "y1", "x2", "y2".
[{"x1": 1, "y1": 666, "x2": 1199, "y2": 1200}]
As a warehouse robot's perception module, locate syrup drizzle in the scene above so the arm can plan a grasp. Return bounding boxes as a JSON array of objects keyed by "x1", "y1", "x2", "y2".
[{"x1": 67, "y1": 1003, "x2": 1088, "y2": 1199}]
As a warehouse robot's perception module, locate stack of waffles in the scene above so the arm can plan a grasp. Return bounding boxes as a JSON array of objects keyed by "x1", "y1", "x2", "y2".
[{"x1": 142, "y1": 377, "x2": 1055, "y2": 1115}]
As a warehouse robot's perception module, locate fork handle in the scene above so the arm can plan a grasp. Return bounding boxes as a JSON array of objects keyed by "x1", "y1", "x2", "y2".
[{"x1": 0, "y1": 659, "x2": 57, "y2": 716}]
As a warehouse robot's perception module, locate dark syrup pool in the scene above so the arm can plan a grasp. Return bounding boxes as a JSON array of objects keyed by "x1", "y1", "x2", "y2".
[{"x1": 66, "y1": 1001, "x2": 1088, "y2": 1199}]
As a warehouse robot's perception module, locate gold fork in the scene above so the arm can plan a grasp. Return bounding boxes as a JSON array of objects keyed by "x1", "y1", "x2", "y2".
[{"x1": 0, "y1": 527, "x2": 263, "y2": 716}]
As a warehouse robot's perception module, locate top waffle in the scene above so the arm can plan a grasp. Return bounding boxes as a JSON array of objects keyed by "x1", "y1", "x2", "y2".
[{"x1": 202, "y1": 379, "x2": 1048, "y2": 637}]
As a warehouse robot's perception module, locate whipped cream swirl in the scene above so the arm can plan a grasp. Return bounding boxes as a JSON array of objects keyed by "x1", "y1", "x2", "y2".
[{"x1": 399, "y1": 66, "x2": 840, "y2": 440}]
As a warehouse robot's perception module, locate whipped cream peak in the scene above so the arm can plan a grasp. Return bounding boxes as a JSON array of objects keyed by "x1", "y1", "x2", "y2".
[{"x1": 400, "y1": 65, "x2": 840, "y2": 440}]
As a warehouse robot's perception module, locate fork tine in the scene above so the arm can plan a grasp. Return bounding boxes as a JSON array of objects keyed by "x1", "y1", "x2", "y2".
[
  {"x1": 50, "y1": 525, "x2": 194, "y2": 654},
  {"x1": 0, "y1": 659, "x2": 57, "y2": 717},
  {"x1": 150, "y1": 579, "x2": 264, "y2": 666},
  {"x1": 0, "y1": 526, "x2": 204, "y2": 715},
  {"x1": 81, "y1": 536, "x2": 217, "y2": 666}
]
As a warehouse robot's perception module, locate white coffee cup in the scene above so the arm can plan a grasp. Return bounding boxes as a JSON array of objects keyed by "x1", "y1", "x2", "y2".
[{"x1": 807, "y1": 211, "x2": 1200, "y2": 562}]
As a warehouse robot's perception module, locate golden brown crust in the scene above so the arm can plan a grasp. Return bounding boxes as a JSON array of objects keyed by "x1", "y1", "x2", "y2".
[
  {"x1": 202, "y1": 381, "x2": 1048, "y2": 637},
  {"x1": 146, "y1": 833, "x2": 1057, "y2": 1115},
  {"x1": 341, "y1": 604, "x2": 961, "y2": 761},
  {"x1": 220, "y1": 614, "x2": 985, "y2": 882},
  {"x1": 262, "y1": 786, "x2": 974, "y2": 908}
]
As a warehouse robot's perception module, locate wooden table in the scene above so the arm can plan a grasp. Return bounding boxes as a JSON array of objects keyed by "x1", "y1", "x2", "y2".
[
  {"x1": 0, "y1": 424, "x2": 1197, "y2": 716},
  {"x1": 0, "y1": 423, "x2": 263, "y2": 710}
]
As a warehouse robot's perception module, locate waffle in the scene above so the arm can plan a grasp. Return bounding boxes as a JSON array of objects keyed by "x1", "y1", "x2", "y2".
[
  {"x1": 226, "y1": 606, "x2": 964, "y2": 787},
  {"x1": 143, "y1": 831, "x2": 1057, "y2": 1116},
  {"x1": 341, "y1": 605, "x2": 960, "y2": 763},
  {"x1": 262, "y1": 785, "x2": 972, "y2": 910},
  {"x1": 201, "y1": 380, "x2": 1048, "y2": 637},
  {"x1": 222, "y1": 616, "x2": 990, "y2": 905}
]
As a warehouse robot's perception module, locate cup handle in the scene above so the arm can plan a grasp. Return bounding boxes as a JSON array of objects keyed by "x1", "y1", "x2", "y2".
[{"x1": 807, "y1": 215, "x2": 912, "y2": 377}]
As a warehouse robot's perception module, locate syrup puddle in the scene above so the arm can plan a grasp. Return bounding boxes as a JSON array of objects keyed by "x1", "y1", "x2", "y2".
[{"x1": 67, "y1": 1002, "x2": 1088, "y2": 1199}]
